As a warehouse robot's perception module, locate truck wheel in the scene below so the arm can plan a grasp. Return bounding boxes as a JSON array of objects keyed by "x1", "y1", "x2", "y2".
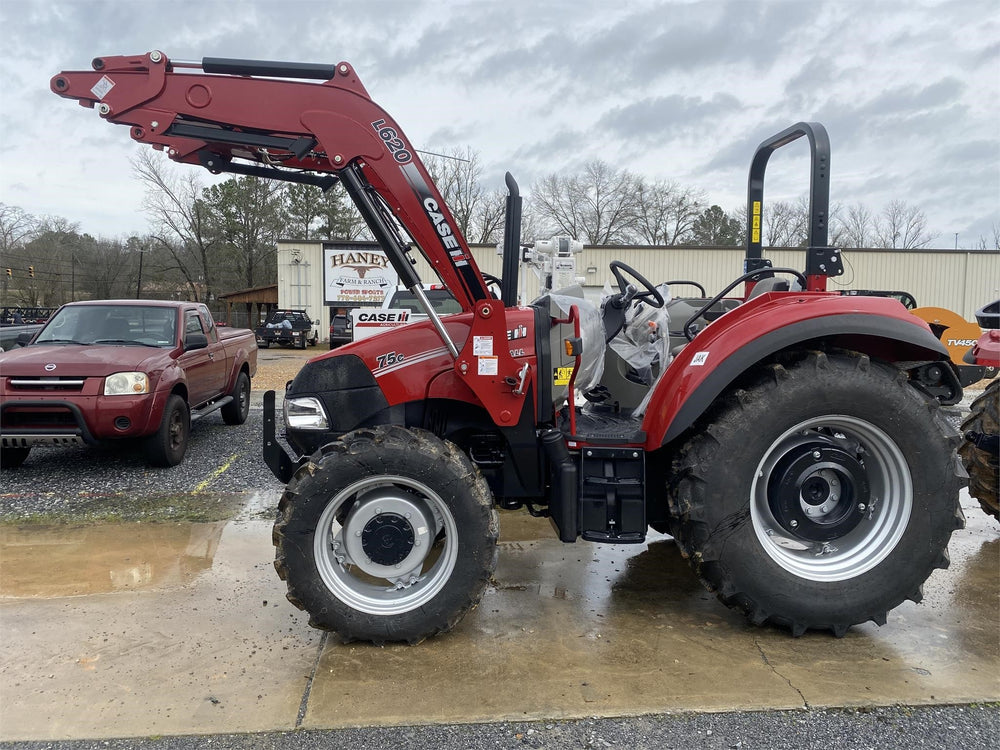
[
  {"x1": 297, "y1": 337, "x2": 307, "y2": 349},
  {"x1": 669, "y1": 351, "x2": 964, "y2": 637},
  {"x1": 959, "y1": 380, "x2": 999, "y2": 519},
  {"x1": 1, "y1": 446, "x2": 30, "y2": 469},
  {"x1": 145, "y1": 394, "x2": 190, "y2": 467},
  {"x1": 220, "y1": 371, "x2": 251, "y2": 425},
  {"x1": 273, "y1": 426, "x2": 499, "y2": 644}
]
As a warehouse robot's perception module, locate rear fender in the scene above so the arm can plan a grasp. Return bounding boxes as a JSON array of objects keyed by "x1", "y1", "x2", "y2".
[{"x1": 644, "y1": 292, "x2": 950, "y2": 447}]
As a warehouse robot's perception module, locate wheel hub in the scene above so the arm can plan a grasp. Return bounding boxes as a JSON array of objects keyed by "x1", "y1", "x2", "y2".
[
  {"x1": 341, "y1": 488, "x2": 438, "y2": 578},
  {"x1": 361, "y1": 513, "x2": 415, "y2": 566},
  {"x1": 768, "y1": 442, "x2": 870, "y2": 542}
]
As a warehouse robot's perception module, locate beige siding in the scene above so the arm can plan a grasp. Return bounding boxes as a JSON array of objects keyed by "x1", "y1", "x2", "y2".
[{"x1": 278, "y1": 240, "x2": 1000, "y2": 325}]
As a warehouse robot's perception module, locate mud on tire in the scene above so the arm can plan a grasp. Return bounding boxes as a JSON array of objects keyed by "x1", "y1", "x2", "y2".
[
  {"x1": 272, "y1": 425, "x2": 499, "y2": 644},
  {"x1": 959, "y1": 379, "x2": 999, "y2": 520},
  {"x1": 668, "y1": 351, "x2": 965, "y2": 636}
]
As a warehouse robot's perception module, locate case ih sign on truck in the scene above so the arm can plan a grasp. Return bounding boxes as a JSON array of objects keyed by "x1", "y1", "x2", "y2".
[
  {"x1": 52, "y1": 52, "x2": 969, "y2": 644},
  {"x1": 0, "y1": 300, "x2": 257, "y2": 468}
]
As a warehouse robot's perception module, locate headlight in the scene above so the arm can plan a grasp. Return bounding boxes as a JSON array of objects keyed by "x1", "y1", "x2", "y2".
[
  {"x1": 104, "y1": 371, "x2": 149, "y2": 396},
  {"x1": 284, "y1": 396, "x2": 329, "y2": 430}
]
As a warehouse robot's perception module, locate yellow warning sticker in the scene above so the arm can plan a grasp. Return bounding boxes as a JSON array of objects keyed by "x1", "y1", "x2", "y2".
[
  {"x1": 753, "y1": 201, "x2": 761, "y2": 216},
  {"x1": 553, "y1": 366, "x2": 574, "y2": 386}
]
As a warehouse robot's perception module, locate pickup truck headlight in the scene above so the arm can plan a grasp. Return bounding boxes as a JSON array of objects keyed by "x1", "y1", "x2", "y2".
[
  {"x1": 284, "y1": 396, "x2": 329, "y2": 430},
  {"x1": 104, "y1": 371, "x2": 149, "y2": 396}
]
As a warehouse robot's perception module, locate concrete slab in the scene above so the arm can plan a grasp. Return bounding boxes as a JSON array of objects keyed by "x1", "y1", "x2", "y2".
[
  {"x1": 0, "y1": 521, "x2": 321, "y2": 741},
  {"x1": 0, "y1": 494, "x2": 997, "y2": 742}
]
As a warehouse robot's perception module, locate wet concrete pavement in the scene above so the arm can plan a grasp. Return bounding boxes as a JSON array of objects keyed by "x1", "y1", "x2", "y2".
[{"x1": 0, "y1": 492, "x2": 997, "y2": 742}]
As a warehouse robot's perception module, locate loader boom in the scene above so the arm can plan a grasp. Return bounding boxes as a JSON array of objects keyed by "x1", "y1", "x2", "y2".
[{"x1": 50, "y1": 51, "x2": 490, "y2": 316}]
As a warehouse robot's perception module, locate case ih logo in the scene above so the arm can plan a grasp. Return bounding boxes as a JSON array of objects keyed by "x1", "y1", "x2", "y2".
[
  {"x1": 507, "y1": 324, "x2": 528, "y2": 341},
  {"x1": 357, "y1": 311, "x2": 411, "y2": 323}
]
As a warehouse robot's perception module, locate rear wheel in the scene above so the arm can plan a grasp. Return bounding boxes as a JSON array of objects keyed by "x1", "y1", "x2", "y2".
[
  {"x1": 959, "y1": 379, "x2": 999, "y2": 519},
  {"x1": 220, "y1": 371, "x2": 251, "y2": 425},
  {"x1": 669, "y1": 352, "x2": 964, "y2": 636},
  {"x1": 273, "y1": 426, "x2": 498, "y2": 644},
  {"x1": 145, "y1": 394, "x2": 190, "y2": 467}
]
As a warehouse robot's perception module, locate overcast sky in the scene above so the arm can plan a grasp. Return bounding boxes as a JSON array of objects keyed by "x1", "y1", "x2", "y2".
[{"x1": 1, "y1": 0, "x2": 997, "y2": 248}]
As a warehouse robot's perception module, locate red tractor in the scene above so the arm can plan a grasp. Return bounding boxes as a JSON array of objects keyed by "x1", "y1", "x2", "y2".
[{"x1": 52, "y1": 53, "x2": 965, "y2": 643}]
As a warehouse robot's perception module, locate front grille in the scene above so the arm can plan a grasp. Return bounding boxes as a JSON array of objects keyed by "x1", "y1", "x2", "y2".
[
  {"x1": 8, "y1": 377, "x2": 88, "y2": 392},
  {"x1": 2, "y1": 409, "x2": 77, "y2": 429}
]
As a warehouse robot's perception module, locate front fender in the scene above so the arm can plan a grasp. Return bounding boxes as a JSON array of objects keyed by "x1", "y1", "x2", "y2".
[{"x1": 644, "y1": 292, "x2": 949, "y2": 447}]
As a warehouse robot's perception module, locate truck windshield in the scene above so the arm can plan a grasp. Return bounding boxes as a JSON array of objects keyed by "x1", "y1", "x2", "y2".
[
  {"x1": 35, "y1": 305, "x2": 177, "y2": 347},
  {"x1": 388, "y1": 290, "x2": 461, "y2": 315}
]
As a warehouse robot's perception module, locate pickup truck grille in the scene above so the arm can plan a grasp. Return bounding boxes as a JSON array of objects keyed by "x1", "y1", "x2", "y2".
[
  {"x1": 2, "y1": 408, "x2": 78, "y2": 429},
  {"x1": 7, "y1": 377, "x2": 88, "y2": 392}
]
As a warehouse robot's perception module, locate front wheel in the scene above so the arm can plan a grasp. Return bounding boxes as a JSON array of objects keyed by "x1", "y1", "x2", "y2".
[
  {"x1": 144, "y1": 394, "x2": 190, "y2": 467},
  {"x1": 273, "y1": 426, "x2": 499, "y2": 644},
  {"x1": 669, "y1": 352, "x2": 964, "y2": 636}
]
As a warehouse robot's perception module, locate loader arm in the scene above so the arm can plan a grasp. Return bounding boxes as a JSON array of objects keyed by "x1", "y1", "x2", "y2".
[{"x1": 50, "y1": 51, "x2": 490, "y2": 313}]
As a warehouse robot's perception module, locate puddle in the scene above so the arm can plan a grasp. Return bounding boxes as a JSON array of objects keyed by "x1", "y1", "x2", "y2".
[{"x1": 0, "y1": 521, "x2": 226, "y2": 598}]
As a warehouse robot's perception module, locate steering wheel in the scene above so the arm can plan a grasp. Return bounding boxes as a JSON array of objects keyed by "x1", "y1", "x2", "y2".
[
  {"x1": 481, "y1": 272, "x2": 502, "y2": 299},
  {"x1": 609, "y1": 261, "x2": 664, "y2": 308}
]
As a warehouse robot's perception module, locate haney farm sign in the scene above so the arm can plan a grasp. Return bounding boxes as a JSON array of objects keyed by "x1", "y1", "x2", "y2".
[{"x1": 323, "y1": 244, "x2": 398, "y2": 305}]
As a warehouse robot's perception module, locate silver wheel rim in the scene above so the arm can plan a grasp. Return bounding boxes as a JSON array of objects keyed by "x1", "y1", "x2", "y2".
[
  {"x1": 313, "y1": 474, "x2": 458, "y2": 615},
  {"x1": 751, "y1": 415, "x2": 912, "y2": 582}
]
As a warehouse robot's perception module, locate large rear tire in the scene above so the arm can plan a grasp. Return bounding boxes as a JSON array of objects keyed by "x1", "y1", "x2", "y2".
[
  {"x1": 273, "y1": 426, "x2": 499, "y2": 644},
  {"x1": 669, "y1": 351, "x2": 965, "y2": 636},
  {"x1": 959, "y1": 379, "x2": 999, "y2": 519}
]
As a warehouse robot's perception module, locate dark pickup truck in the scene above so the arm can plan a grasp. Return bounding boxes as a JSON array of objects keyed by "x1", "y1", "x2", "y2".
[
  {"x1": 0, "y1": 300, "x2": 257, "y2": 468},
  {"x1": 255, "y1": 309, "x2": 319, "y2": 349}
]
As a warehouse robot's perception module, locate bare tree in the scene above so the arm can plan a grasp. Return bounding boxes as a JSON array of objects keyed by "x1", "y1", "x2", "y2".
[
  {"x1": 834, "y1": 202, "x2": 875, "y2": 248},
  {"x1": 133, "y1": 150, "x2": 217, "y2": 300},
  {"x1": 532, "y1": 161, "x2": 639, "y2": 245},
  {"x1": 422, "y1": 147, "x2": 484, "y2": 240},
  {"x1": 974, "y1": 222, "x2": 1000, "y2": 251},
  {"x1": 874, "y1": 200, "x2": 936, "y2": 249},
  {"x1": 470, "y1": 187, "x2": 507, "y2": 244},
  {"x1": 763, "y1": 199, "x2": 808, "y2": 247},
  {"x1": 631, "y1": 179, "x2": 704, "y2": 245},
  {"x1": 0, "y1": 203, "x2": 38, "y2": 255}
]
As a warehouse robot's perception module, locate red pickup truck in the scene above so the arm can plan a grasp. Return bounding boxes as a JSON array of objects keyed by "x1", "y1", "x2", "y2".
[{"x1": 0, "y1": 300, "x2": 257, "y2": 468}]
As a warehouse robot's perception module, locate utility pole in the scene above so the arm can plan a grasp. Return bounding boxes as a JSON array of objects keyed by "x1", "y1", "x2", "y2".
[{"x1": 136, "y1": 248, "x2": 145, "y2": 299}]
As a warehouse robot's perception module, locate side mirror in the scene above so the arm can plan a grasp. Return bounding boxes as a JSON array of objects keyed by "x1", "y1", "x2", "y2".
[
  {"x1": 184, "y1": 333, "x2": 209, "y2": 351},
  {"x1": 15, "y1": 332, "x2": 34, "y2": 346}
]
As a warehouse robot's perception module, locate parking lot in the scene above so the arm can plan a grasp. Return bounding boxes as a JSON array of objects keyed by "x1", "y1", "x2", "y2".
[{"x1": 0, "y1": 351, "x2": 997, "y2": 746}]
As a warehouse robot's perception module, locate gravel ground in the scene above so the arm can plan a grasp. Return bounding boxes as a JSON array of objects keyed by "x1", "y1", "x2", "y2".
[
  {"x1": 0, "y1": 349, "x2": 317, "y2": 524},
  {"x1": 2, "y1": 705, "x2": 997, "y2": 750}
]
